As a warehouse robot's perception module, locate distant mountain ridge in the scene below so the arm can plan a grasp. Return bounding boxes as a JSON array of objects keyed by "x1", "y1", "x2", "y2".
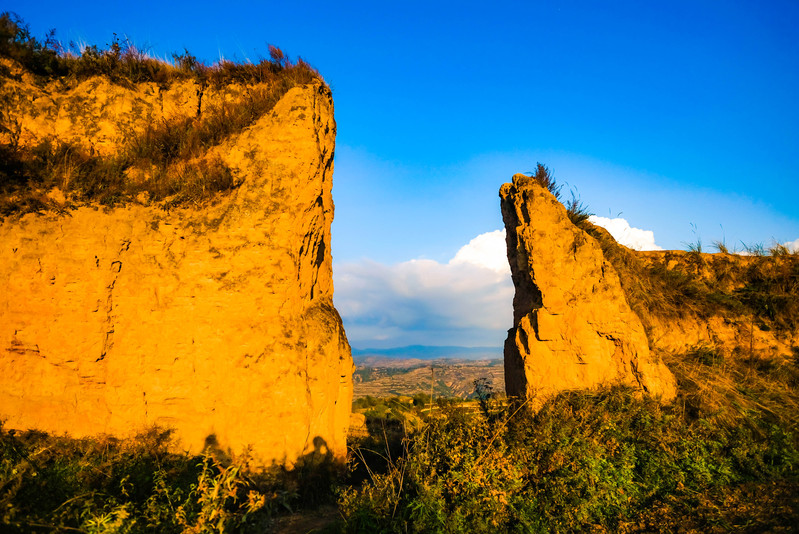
[{"x1": 352, "y1": 345, "x2": 502, "y2": 361}]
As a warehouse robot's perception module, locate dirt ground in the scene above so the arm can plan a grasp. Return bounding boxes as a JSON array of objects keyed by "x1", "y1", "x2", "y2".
[{"x1": 268, "y1": 505, "x2": 339, "y2": 533}]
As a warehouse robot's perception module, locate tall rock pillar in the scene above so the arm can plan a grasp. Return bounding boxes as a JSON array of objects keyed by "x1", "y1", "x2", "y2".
[{"x1": 499, "y1": 173, "x2": 676, "y2": 406}]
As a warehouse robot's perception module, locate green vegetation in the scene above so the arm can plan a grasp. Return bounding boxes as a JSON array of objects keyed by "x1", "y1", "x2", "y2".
[
  {"x1": 523, "y1": 162, "x2": 799, "y2": 337},
  {"x1": 525, "y1": 162, "x2": 799, "y2": 335},
  {"x1": 0, "y1": 425, "x2": 342, "y2": 533},
  {"x1": 527, "y1": 163, "x2": 562, "y2": 199},
  {"x1": 2, "y1": 355, "x2": 797, "y2": 532},
  {"x1": 340, "y1": 351, "x2": 799, "y2": 532},
  {"x1": 0, "y1": 12, "x2": 323, "y2": 216},
  {"x1": 0, "y1": 12, "x2": 312, "y2": 87},
  {"x1": 581, "y1": 221, "x2": 799, "y2": 334},
  {"x1": 353, "y1": 393, "x2": 432, "y2": 416},
  {"x1": 564, "y1": 188, "x2": 593, "y2": 225}
]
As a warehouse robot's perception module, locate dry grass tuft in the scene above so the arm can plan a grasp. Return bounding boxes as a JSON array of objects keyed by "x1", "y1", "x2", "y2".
[
  {"x1": 527, "y1": 162, "x2": 562, "y2": 200},
  {"x1": 665, "y1": 346, "x2": 799, "y2": 431}
]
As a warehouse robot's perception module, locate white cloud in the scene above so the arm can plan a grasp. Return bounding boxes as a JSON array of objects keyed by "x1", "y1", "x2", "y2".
[
  {"x1": 334, "y1": 230, "x2": 513, "y2": 348},
  {"x1": 784, "y1": 238, "x2": 799, "y2": 253},
  {"x1": 587, "y1": 215, "x2": 663, "y2": 251},
  {"x1": 450, "y1": 229, "x2": 510, "y2": 274}
]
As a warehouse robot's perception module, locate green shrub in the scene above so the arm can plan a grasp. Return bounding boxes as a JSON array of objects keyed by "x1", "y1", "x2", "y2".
[
  {"x1": 0, "y1": 424, "x2": 341, "y2": 532},
  {"x1": 338, "y1": 377, "x2": 799, "y2": 533}
]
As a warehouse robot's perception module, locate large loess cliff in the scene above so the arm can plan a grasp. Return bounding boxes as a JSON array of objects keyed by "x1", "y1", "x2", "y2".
[
  {"x1": 0, "y1": 61, "x2": 353, "y2": 467},
  {"x1": 500, "y1": 174, "x2": 677, "y2": 406}
]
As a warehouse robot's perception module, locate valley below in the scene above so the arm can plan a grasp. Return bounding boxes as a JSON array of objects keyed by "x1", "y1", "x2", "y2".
[{"x1": 353, "y1": 357, "x2": 505, "y2": 399}]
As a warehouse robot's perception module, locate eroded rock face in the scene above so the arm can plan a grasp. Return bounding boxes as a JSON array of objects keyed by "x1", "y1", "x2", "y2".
[
  {"x1": 585, "y1": 225, "x2": 799, "y2": 359},
  {"x1": 0, "y1": 84, "x2": 353, "y2": 467},
  {"x1": 634, "y1": 251, "x2": 799, "y2": 358},
  {"x1": 500, "y1": 174, "x2": 676, "y2": 406}
]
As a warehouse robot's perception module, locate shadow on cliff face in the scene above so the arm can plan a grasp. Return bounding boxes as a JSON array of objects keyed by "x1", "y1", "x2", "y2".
[
  {"x1": 200, "y1": 431, "x2": 346, "y2": 508},
  {"x1": 272, "y1": 435, "x2": 344, "y2": 508}
]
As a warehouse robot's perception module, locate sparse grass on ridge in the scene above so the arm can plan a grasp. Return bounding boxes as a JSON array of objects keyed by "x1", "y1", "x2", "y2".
[
  {"x1": 520, "y1": 163, "x2": 799, "y2": 336},
  {"x1": 578, "y1": 219, "x2": 799, "y2": 335},
  {"x1": 0, "y1": 12, "x2": 324, "y2": 216},
  {"x1": 526, "y1": 162, "x2": 594, "y2": 225},
  {"x1": 526, "y1": 162, "x2": 562, "y2": 200},
  {"x1": 1, "y1": 11, "x2": 316, "y2": 87}
]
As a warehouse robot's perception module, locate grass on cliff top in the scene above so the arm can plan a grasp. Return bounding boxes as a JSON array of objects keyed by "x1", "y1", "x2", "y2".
[
  {"x1": 0, "y1": 12, "x2": 322, "y2": 216},
  {"x1": 1, "y1": 12, "x2": 320, "y2": 88},
  {"x1": 526, "y1": 162, "x2": 594, "y2": 226},
  {"x1": 581, "y1": 220, "x2": 799, "y2": 335}
]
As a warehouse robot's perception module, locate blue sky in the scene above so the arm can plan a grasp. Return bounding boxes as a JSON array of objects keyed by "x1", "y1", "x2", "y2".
[{"x1": 9, "y1": 1, "x2": 799, "y2": 348}]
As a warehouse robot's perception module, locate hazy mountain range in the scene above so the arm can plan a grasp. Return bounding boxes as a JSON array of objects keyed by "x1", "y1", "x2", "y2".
[{"x1": 351, "y1": 345, "x2": 502, "y2": 362}]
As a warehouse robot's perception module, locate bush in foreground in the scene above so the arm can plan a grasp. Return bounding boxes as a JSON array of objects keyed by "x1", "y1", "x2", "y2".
[
  {"x1": 2, "y1": 348, "x2": 798, "y2": 532},
  {"x1": 0, "y1": 425, "x2": 341, "y2": 533}
]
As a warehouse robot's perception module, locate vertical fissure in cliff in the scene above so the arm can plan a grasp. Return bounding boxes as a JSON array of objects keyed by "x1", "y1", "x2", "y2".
[
  {"x1": 501, "y1": 183, "x2": 544, "y2": 324},
  {"x1": 97, "y1": 239, "x2": 131, "y2": 363}
]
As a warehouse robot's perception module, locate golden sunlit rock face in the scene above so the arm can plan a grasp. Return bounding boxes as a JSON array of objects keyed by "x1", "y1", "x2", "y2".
[
  {"x1": 582, "y1": 223, "x2": 799, "y2": 359},
  {"x1": 0, "y1": 82, "x2": 353, "y2": 467},
  {"x1": 633, "y1": 250, "x2": 799, "y2": 357},
  {"x1": 0, "y1": 58, "x2": 265, "y2": 156},
  {"x1": 500, "y1": 174, "x2": 677, "y2": 406}
]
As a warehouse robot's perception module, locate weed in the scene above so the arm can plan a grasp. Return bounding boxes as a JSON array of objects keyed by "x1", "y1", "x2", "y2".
[
  {"x1": 0, "y1": 424, "x2": 344, "y2": 532},
  {"x1": 686, "y1": 238, "x2": 703, "y2": 254},
  {"x1": 0, "y1": 12, "x2": 62, "y2": 77},
  {"x1": 685, "y1": 344, "x2": 724, "y2": 367},
  {"x1": 741, "y1": 241, "x2": 767, "y2": 257},
  {"x1": 565, "y1": 188, "x2": 592, "y2": 226},
  {"x1": 579, "y1": 220, "x2": 799, "y2": 334},
  {"x1": 526, "y1": 162, "x2": 561, "y2": 200},
  {"x1": 712, "y1": 239, "x2": 729, "y2": 254}
]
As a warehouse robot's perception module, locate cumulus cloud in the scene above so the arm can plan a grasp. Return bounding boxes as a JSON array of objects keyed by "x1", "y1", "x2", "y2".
[
  {"x1": 784, "y1": 238, "x2": 799, "y2": 253},
  {"x1": 450, "y1": 229, "x2": 510, "y2": 274},
  {"x1": 587, "y1": 215, "x2": 662, "y2": 251},
  {"x1": 334, "y1": 230, "x2": 513, "y2": 348}
]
